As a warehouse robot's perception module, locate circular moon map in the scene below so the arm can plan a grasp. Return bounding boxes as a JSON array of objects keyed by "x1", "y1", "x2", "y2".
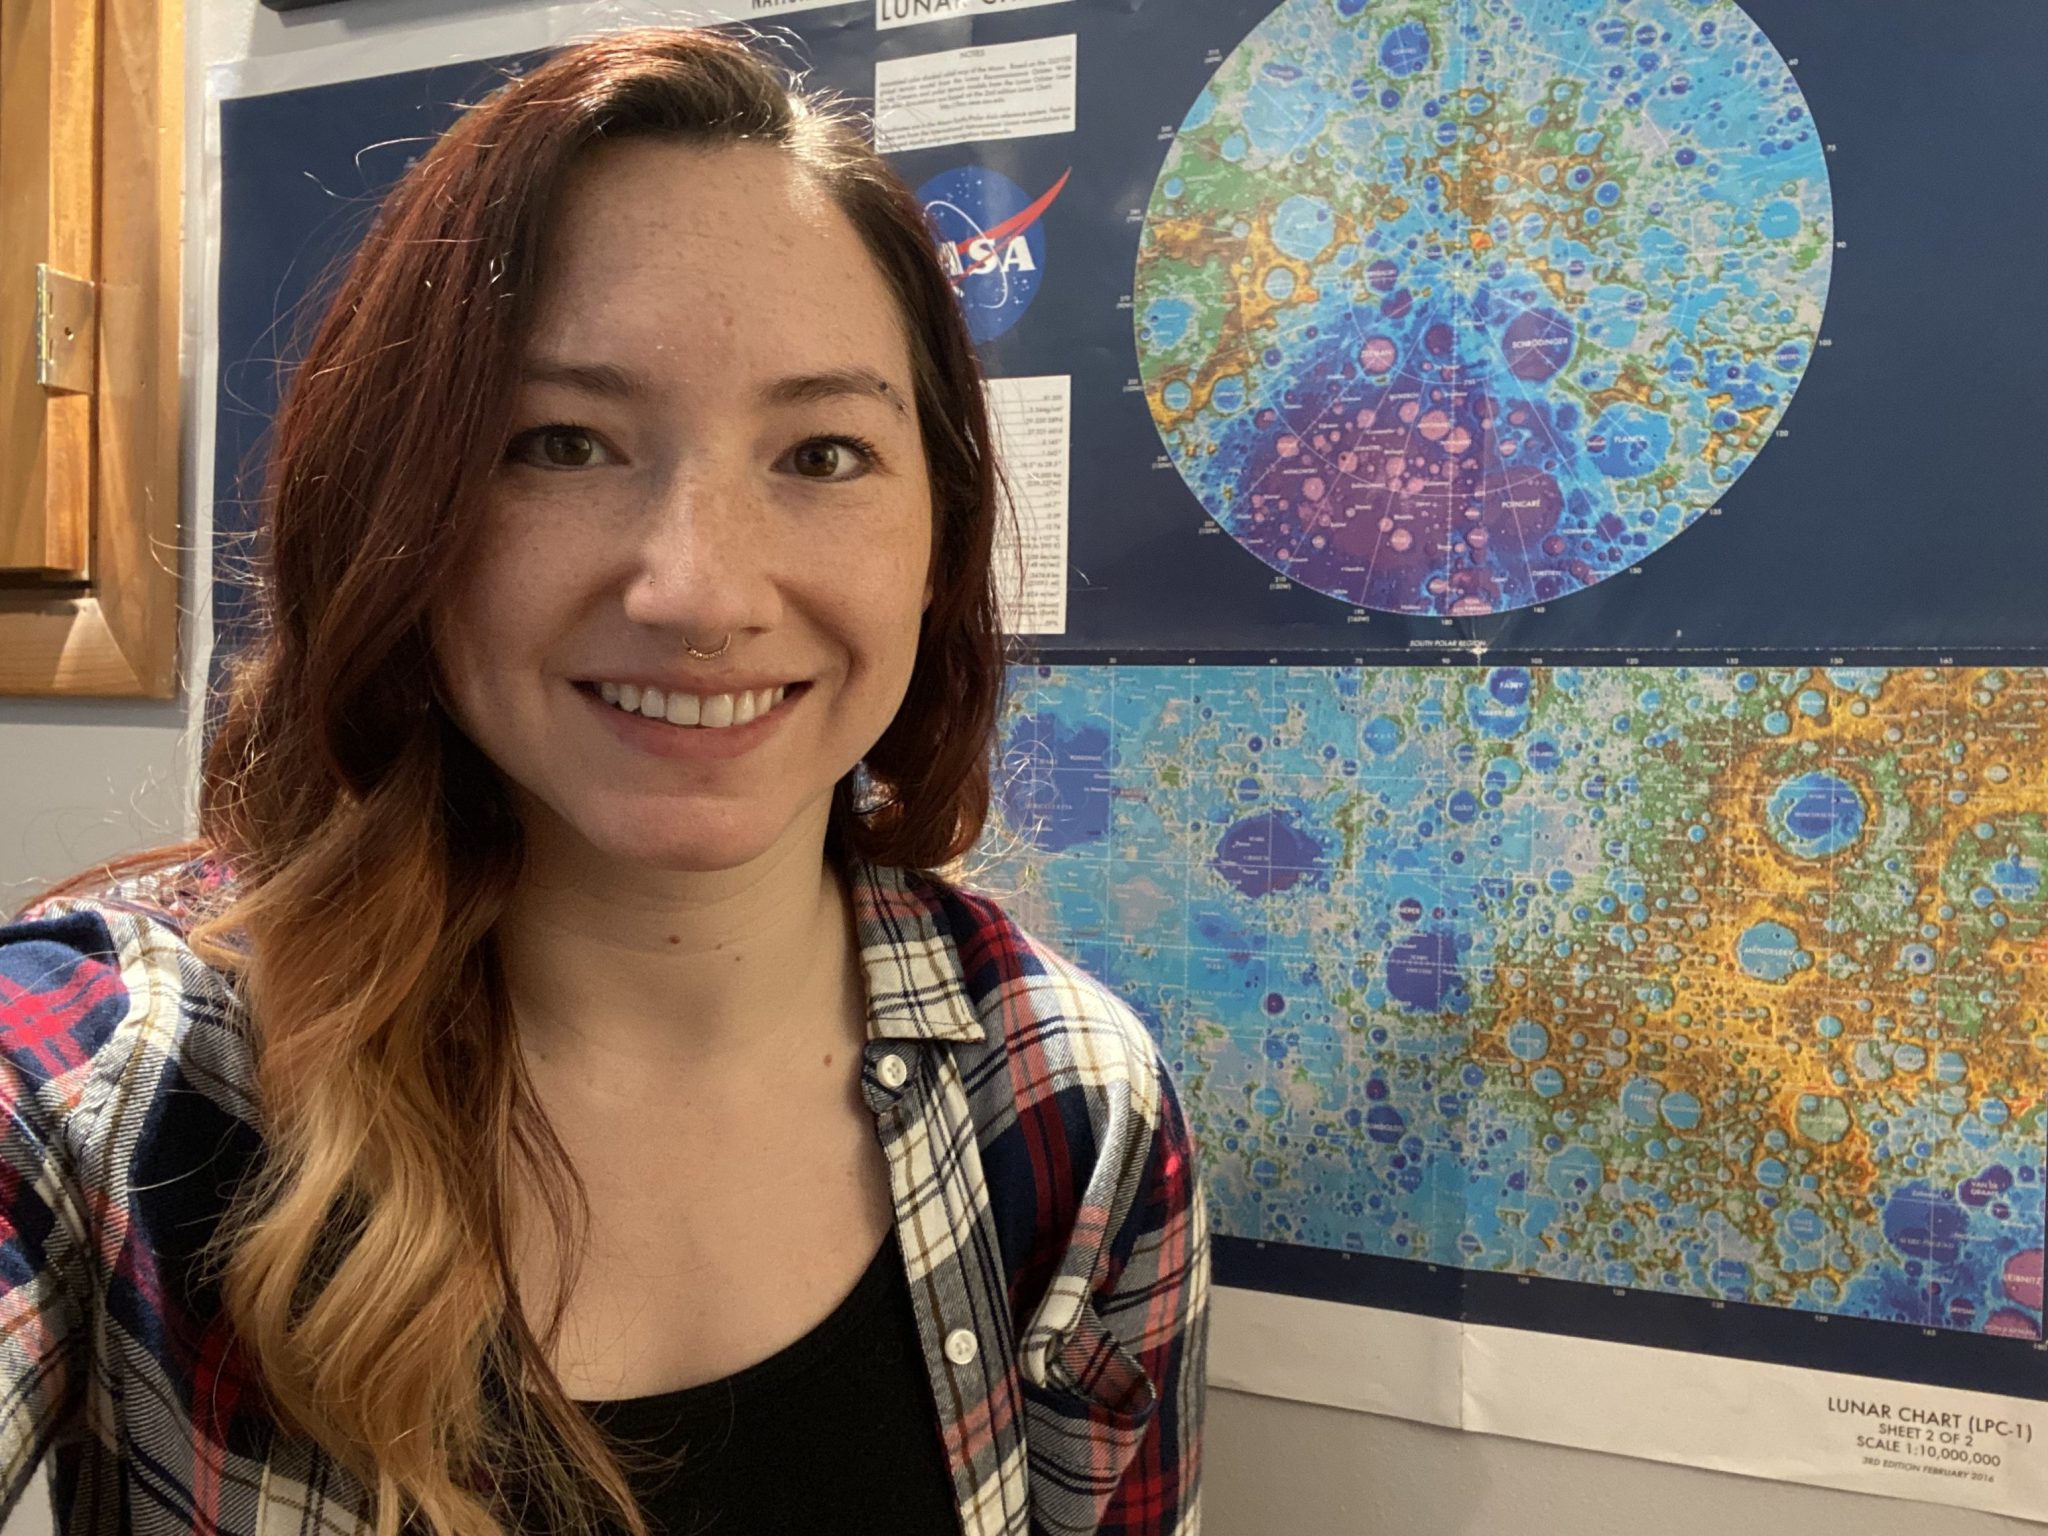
[{"x1": 1134, "y1": 0, "x2": 1833, "y2": 616}]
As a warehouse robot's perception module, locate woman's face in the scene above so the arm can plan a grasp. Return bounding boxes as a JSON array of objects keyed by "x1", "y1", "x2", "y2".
[{"x1": 435, "y1": 140, "x2": 935, "y2": 876}]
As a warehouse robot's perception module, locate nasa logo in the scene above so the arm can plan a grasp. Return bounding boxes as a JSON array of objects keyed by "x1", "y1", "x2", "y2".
[{"x1": 918, "y1": 165, "x2": 1070, "y2": 343}]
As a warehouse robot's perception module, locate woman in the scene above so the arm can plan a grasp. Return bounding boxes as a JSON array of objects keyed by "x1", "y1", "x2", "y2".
[{"x1": 0, "y1": 29, "x2": 1205, "y2": 1536}]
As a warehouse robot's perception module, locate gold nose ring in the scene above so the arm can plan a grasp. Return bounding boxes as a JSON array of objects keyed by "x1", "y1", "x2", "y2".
[{"x1": 683, "y1": 632, "x2": 731, "y2": 660}]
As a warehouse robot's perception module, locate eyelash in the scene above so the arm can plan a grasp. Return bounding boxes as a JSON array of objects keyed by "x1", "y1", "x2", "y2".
[
  {"x1": 501, "y1": 426, "x2": 885, "y2": 479},
  {"x1": 799, "y1": 433, "x2": 884, "y2": 479},
  {"x1": 504, "y1": 424, "x2": 608, "y2": 468}
]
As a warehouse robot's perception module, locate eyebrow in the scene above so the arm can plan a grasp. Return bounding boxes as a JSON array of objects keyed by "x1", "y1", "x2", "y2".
[
  {"x1": 763, "y1": 367, "x2": 910, "y2": 416},
  {"x1": 521, "y1": 358, "x2": 642, "y2": 396},
  {"x1": 520, "y1": 359, "x2": 909, "y2": 416}
]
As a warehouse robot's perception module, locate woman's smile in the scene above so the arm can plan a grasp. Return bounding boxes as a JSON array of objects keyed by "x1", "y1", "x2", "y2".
[{"x1": 575, "y1": 677, "x2": 811, "y2": 760}]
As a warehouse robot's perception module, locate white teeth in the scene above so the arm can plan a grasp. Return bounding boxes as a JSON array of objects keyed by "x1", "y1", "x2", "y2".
[{"x1": 595, "y1": 681, "x2": 794, "y2": 728}]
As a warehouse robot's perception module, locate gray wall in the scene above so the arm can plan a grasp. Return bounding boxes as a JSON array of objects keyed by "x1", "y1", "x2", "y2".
[
  {"x1": 0, "y1": 708, "x2": 198, "y2": 911},
  {"x1": 0, "y1": 1, "x2": 2030, "y2": 1531}
]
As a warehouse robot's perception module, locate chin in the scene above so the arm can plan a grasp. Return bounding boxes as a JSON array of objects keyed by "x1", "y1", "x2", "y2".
[{"x1": 551, "y1": 793, "x2": 828, "y2": 877}]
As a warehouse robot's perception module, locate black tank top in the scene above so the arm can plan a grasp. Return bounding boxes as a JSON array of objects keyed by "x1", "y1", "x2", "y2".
[{"x1": 549, "y1": 1230, "x2": 961, "y2": 1535}]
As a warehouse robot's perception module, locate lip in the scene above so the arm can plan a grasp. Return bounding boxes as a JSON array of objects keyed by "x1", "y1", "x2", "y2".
[
  {"x1": 582, "y1": 674, "x2": 798, "y2": 696},
  {"x1": 575, "y1": 680, "x2": 806, "y2": 761}
]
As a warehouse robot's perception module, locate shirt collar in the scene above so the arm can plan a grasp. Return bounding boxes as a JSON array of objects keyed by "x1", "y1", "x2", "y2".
[{"x1": 850, "y1": 863, "x2": 987, "y2": 1046}]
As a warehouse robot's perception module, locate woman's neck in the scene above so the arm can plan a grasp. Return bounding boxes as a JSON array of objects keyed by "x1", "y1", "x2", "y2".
[{"x1": 495, "y1": 827, "x2": 863, "y2": 1091}]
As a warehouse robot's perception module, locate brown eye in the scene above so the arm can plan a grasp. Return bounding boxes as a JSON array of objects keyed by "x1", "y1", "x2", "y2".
[
  {"x1": 783, "y1": 435, "x2": 878, "y2": 481},
  {"x1": 536, "y1": 428, "x2": 596, "y2": 467},
  {"x1": 790, "y1": 440, "x2": 848, "y2": 479},
  {"x1": 508, "y1": 426, "x2": 604, "y2": 468}
]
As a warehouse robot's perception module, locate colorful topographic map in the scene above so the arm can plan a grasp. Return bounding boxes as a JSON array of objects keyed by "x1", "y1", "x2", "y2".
[
  {"x1": 1134, "y1": 0, "x2": 1832, "y2": 615},
  {"x1": 981, "y1": 666, "x2": 2047, "y2": 1336}
]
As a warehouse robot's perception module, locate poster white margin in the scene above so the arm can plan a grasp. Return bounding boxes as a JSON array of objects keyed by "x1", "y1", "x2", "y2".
[
  {"x1": 1209, "y1": 1285, "x2": 1462, "y2": 1429},
  {"x1": 1211, "y1": 1285, "x2": 2048, "y2": 1523},
  {"x1": 1461, "y1": 1320, "x2": 2048, "y2": 1524}
]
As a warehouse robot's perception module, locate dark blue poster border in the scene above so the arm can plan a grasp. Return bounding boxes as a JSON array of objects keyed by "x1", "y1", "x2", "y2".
[{"x1": 1217, "y1": 1236, "x2": 2048, "y2": 1402}]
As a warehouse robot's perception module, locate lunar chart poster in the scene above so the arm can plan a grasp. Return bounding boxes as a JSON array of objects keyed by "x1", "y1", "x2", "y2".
[{"x1": 211, "y1": 0, "x2": 2048, "y2": 1516}]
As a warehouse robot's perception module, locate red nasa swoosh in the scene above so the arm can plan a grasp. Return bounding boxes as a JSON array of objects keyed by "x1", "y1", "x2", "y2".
[{"x1": 942, "y1": 168, "x2": 1071, "y2": 264}]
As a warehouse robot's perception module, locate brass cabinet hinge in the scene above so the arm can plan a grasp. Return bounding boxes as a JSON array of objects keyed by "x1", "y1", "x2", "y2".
[{"x1": 36, "y1": 265, "x2": 95, "y2": 394}]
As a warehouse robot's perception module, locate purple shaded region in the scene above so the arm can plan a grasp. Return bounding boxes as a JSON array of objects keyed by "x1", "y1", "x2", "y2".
[
  {"x1": 1501, "y1": 305, "x2": 1574, "y2": 381},
  {"x1": 1212, "y1": 809, "x2": 1326, "y2": 897},
  {"x1": 1364, "y1": 1103, "x2": 1407, "y2": 1145},
  {"x1": 1228, "y1": 338, "x2": 1586, "y2": 616},
  {"x1": 1001, "y1": 712, "x2": 1110, "y2": 852},
  {"x1": 1959, "y1": 1164, "x2": 2013, "y2": 1208},
  {"x1": 1385, "y1": 929, "x2": 1464, "y2": 1012},
  {"x1": 1986, "y1": 1310, "x2": 2043, "y2": 1341},
  {"x1": 1881, "y1": 1183, "x2": 1967, "y2": 1265},
  {"x1": 2003, "y1": 1248, "x2": 2045, "y2": 1311}
]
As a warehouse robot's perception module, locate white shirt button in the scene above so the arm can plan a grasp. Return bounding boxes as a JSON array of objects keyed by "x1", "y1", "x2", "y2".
[
  {"x1": 944, "y1": 1328, "x2": 979, "y2": 1366},
  {"x1": 876, "y1": 1053, "x2": 909, "y2": 1089}
]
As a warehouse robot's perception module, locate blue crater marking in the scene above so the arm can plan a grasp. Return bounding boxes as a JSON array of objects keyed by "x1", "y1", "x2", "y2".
[
  {"x1": 1144, "y1": 297, "x2": 1195, "y2": 349},
  {"x1": 1992, "y1": 855, "x2": 2040, "y2": 902},
  {"x1": 1001, "y1": 713, "x2": 1110, "y2": 851},
  {"x1": 1737, "y1": 920, "x2": 1802, "y2": 982},
  {"x1": 1386, "y1": 929, "x2": 1465, "y2": 1012},
  {"x1": 1620, "y1": 1076, "x2": 1663, "y2": 1126},
  {"x1": 1768, "y1": 771, "x2": 1866, "y2": 858},
  {"x1": 1380, "y1": 22, "x2": 1432, "y2": 77},
  {"x1": 1587, "y1": 403, "x2": 1673, "y2": 480},
  {"x1": 1213, "y1": 810, "x2": 1329, "y2": 897},
  {"x1": 1270, "y1": 194, "x2": 1335, "y2": 261},
  {"x1": 1489, "y1": 667, "x2": 1532, "y2": 705},
  {"x1": 1882, "y1": 1183, "x2": 1967, "y2": 1265},
  {"x1": 1758, "y1": 199, "x2": 1801, "y2": 238},
  {"x1": 1661, "y1": 1091, "x2": 1702, "y2": 1131}
]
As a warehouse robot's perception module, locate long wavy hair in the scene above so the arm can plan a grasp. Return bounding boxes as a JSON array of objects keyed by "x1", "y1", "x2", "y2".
[{"x1": 48, "y1": 29, "x2": 1004, "y2": 1536}]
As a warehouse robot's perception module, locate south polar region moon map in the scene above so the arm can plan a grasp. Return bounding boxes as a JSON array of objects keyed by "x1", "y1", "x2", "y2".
[{"x1": 1133, "y1": 0, "x2": 1833, "y2": 618}]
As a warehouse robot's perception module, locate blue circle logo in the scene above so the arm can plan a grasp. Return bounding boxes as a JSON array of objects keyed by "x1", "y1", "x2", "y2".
[{"x1": 919, "y1": 166, "x2": 1068, "y2": 344}]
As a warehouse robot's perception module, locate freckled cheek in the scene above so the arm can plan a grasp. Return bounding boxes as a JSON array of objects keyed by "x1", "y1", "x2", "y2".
[
  {"x1": 867, "y1": 543, "x2": 935, "y2": 656},
  {"x1": 428, "y1": 591, "x2": 501, "y2": 744},
  {"x1": 810, "y1": 570, "x2": 926, "y2": 693},
  {"x1": 433, "y1": 530, "x2": 564, "y2": 715}
]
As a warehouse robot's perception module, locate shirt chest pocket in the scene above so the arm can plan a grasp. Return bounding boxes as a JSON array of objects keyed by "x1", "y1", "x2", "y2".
[
  {"x1": 1017, "y1": 1283, "x2": 1160, "y2": 1535},
  {"x1": 1024, "y1": 1286, "x2": 1155, "y2": 1417}
]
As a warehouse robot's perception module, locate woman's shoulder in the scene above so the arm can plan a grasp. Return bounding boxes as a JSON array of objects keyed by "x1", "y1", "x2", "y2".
[{"x1": 1, "y1": 864, "x2": 253, "y2": 1146}]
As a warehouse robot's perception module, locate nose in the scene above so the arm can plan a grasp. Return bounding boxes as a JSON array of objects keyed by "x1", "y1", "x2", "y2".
[{"x1": 620, "y1": 460, "x2": 778, "y2": 644}]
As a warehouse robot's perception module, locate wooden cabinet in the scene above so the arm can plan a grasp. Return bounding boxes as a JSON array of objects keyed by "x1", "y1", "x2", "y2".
[{"x1": 0, "y1": 0, "x2": 181, "y2": 696}]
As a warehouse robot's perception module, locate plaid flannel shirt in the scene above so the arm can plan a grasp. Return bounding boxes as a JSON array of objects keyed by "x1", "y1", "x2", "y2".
[{"x1": 0, "y1": 863, "x2": 1206, "y2": 1535}]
